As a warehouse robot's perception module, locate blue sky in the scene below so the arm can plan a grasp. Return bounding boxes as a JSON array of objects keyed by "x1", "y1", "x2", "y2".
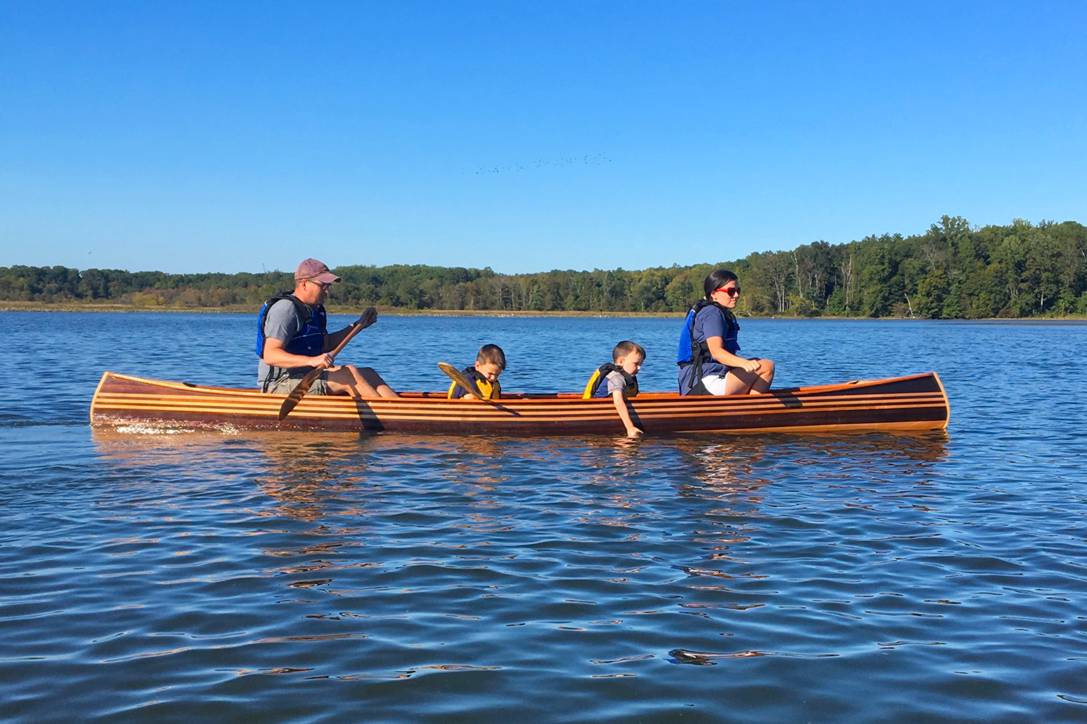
[{"x1": 1, "y1": 1, "x2": 1084, "y2": 274}]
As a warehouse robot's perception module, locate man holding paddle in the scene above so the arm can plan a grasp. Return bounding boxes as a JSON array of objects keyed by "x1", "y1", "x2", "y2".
[{"x1": 257, "y1": 258, "x2": 398, "y2": 401}]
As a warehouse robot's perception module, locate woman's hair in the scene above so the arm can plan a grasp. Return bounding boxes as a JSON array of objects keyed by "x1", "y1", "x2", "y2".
[
  {"x1": 703, "y1": 269, "x2": 738, "y2": 299},
  {"x1": 476, "y1": 344, "x2": 507, "y2": 370}
]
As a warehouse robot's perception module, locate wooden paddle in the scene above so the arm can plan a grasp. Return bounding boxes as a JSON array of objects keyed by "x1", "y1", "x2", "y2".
[
  {"x1": 438, "y1": 361, "x2": 485, "y2": 400},
  {"x1": 437, "y1": 362, "x2": 522, "y2": 418},
  {"x1": 278, "y1": 308, "x2": 376, "y2": 420}
]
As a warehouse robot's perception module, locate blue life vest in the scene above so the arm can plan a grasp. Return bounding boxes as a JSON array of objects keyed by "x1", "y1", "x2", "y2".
[
  {"x1": 582, "y1": 364, "x2": 639, "y2": 399},
  {"x1": 255, "y1": 293, "x2": 328, "y2": 359},
  {"x1": 676, "y1": 300, "x2": 739, "y2": 365}
]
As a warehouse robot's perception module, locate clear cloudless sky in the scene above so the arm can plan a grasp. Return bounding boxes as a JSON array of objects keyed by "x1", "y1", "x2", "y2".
[{"x1": 1, "y1": 1, "x2": 1085, "y2": 274}]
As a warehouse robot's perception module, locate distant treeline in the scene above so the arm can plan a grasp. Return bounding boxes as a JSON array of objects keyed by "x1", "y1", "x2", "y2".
[{"x1": 3, "y1": 217, "x2": 1085, "y2": 318}]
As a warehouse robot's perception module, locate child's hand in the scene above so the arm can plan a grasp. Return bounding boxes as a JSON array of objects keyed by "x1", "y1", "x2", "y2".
[{"x1": 626, "y1": 427, "x2": 643, "y2": 439}]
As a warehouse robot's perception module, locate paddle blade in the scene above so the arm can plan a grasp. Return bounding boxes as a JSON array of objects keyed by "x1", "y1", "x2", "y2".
[
  {"x1": 277, "y1": 367, "x2": 322, "y2": 420},
  {"x1": 438, "y1": 361, "x2": 482, "y2": 400}
]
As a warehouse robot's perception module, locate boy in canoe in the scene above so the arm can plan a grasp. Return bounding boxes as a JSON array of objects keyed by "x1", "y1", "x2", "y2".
[
  {"x1": 447, "y1": 344, "x2": 506, "y2": 400},
  {"x1": 256, "y1": 258, "x2": 399, "y2": 398},
  {"x1": 583, "y1": 340, "x2": 645, "y2": 438}
]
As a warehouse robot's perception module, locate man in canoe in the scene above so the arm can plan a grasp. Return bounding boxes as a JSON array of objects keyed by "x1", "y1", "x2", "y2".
[{"x1": 256, "y1": 258, "x2": 399, "y2": 398}]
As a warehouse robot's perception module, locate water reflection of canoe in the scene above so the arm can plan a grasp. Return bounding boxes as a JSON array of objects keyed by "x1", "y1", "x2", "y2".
[{"x1": 90, "y1": 371, "x2": 949, "y2": 435}]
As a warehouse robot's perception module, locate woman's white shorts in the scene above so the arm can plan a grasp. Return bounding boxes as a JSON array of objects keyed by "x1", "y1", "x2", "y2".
[{"x1": 700, "y1": 373, "x2": 732, "y2": 396}]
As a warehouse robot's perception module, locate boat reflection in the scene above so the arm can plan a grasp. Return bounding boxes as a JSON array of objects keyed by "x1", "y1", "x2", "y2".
[
  {"x1": 92, "y1": 428, "x2": 948, "y2": 519},
  {"x1": 91, "y1": 428, "x2": 950, "y2": 606}
]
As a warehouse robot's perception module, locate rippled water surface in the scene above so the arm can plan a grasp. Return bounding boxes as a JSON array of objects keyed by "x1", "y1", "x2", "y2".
[{"x1": 2, "y1": 313, "x2": 1086, "y2": 721}]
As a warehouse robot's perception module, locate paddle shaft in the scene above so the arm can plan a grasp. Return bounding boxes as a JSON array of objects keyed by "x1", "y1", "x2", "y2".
[{"x1": 278, "y1": 317, "x2": 368, "y2": 420}]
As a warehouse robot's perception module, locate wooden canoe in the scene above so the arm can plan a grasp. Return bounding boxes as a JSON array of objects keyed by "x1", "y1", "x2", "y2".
[{"x1": 90, "y1": 371, "x2": 950, "y2": 435}]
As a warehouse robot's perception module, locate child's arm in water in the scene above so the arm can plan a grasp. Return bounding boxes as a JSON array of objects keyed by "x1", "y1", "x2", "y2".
[{"x1": 611, "y1": 388, "x2": 643, "y2": 438}]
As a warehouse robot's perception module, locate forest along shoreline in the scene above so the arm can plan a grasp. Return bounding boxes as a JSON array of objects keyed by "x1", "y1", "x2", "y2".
[
  {"x1": 3, "y1": 217, "x2": 1085, "y2": 320},
  {"x1": 3, "y1": 302, "x2": 1085, "y2": 322}
]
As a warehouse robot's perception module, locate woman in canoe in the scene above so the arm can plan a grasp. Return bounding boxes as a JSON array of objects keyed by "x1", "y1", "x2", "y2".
[{"x1": 677, "y1": 269, "x2": 774, "y2": 395}]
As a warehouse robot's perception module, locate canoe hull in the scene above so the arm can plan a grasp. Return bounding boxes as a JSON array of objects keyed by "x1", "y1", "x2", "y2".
[{"x1": 90, "y1": 371, "x2": 950, "y2": 435}]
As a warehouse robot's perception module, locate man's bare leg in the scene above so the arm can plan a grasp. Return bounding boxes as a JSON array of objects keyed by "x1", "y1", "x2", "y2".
[
  {"x1": 324, "y1": 365, "x2": 399, "y2": 398},
  {"x1": 357, "y1": 367, "x2": 399, "y2": 398},
  {"x1": 324, "y1": 366, "x2": 372, "y2": 397}
]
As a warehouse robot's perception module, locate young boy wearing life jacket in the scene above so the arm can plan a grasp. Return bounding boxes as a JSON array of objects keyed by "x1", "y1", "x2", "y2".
[
  {"x1": 583, "y1": 340, "x2": 645, "y2": 438},
  {"x1": 447, "y1": 344, "x2": 506, "y2": 400}
]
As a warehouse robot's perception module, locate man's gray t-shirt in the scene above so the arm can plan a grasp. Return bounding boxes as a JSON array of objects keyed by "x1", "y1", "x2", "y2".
[{"x1": 257, "y1": 299, "x2": 310, "y2": 387}]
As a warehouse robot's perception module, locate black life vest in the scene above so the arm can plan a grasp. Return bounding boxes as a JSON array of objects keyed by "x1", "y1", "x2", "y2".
[
  {"x1": 582, "y1": 363, "x2": 640, "y2": 399},
  {"x1": 447, "y1": 366, "x2": 501, "y2": 400}
]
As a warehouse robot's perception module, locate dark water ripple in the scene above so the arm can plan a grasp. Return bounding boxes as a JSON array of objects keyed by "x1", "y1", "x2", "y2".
[{"x1": 2, "y1": 314, "x2": 1087, "y2": 721}]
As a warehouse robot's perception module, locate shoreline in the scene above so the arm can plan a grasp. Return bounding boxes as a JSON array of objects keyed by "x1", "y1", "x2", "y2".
[
  {"x1": 0, "y1": 302, "x2": 676, "y2": 318},
  {"x1": 1, "y1": 301, "x2": 1085, "y2": 322}
]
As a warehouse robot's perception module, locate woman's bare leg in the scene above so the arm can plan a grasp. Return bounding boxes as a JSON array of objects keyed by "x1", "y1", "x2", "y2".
[
  {"x1": 723, "y1": 370, "x2": 756, "y2": 395},
  {"x1": 722, "y1": 359, "x2": 775, "y2": 395},
  {"x1": 750, "y1": 359, "x2": 774, "y2": 394}
]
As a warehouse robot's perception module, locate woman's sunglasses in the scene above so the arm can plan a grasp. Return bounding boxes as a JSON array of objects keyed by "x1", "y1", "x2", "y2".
[{"x1": 716, "y1": 286, "x2": 741, "y2": 297}]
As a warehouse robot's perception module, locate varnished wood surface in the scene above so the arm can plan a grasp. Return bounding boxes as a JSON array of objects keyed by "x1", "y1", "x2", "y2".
[{"x1": 90, "y1": 371, "x2": 950, "y2": 435}]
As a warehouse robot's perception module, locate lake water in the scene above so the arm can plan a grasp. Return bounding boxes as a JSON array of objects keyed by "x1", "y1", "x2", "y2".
[{"x1": 2, "y1": 312, "x2": 1086, "y2": 721}]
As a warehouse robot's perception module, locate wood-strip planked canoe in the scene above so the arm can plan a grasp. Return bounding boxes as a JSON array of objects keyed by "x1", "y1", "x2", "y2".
[{"x1": 90, "y1": 371, "x2": 950, "y2": 435}]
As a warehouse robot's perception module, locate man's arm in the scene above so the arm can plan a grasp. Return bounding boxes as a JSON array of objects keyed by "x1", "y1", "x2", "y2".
[
  {"x1": 323, "y1": 328, "x2": 349, "y2": 352},
  {"x1": 263, "y1": 338, "x2": 333, "y2": 370},
  {"x1": 323, "y1": 307, "x2": 378, "y2": 352},
  {"x1": 262, "y1": 299, "x2": 333, "y2": 370}
]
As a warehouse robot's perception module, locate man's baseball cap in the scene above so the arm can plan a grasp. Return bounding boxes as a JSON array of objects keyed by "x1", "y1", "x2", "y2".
[{"x1": 294, "y1": 258, "x2": 340, "y2": 284}]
